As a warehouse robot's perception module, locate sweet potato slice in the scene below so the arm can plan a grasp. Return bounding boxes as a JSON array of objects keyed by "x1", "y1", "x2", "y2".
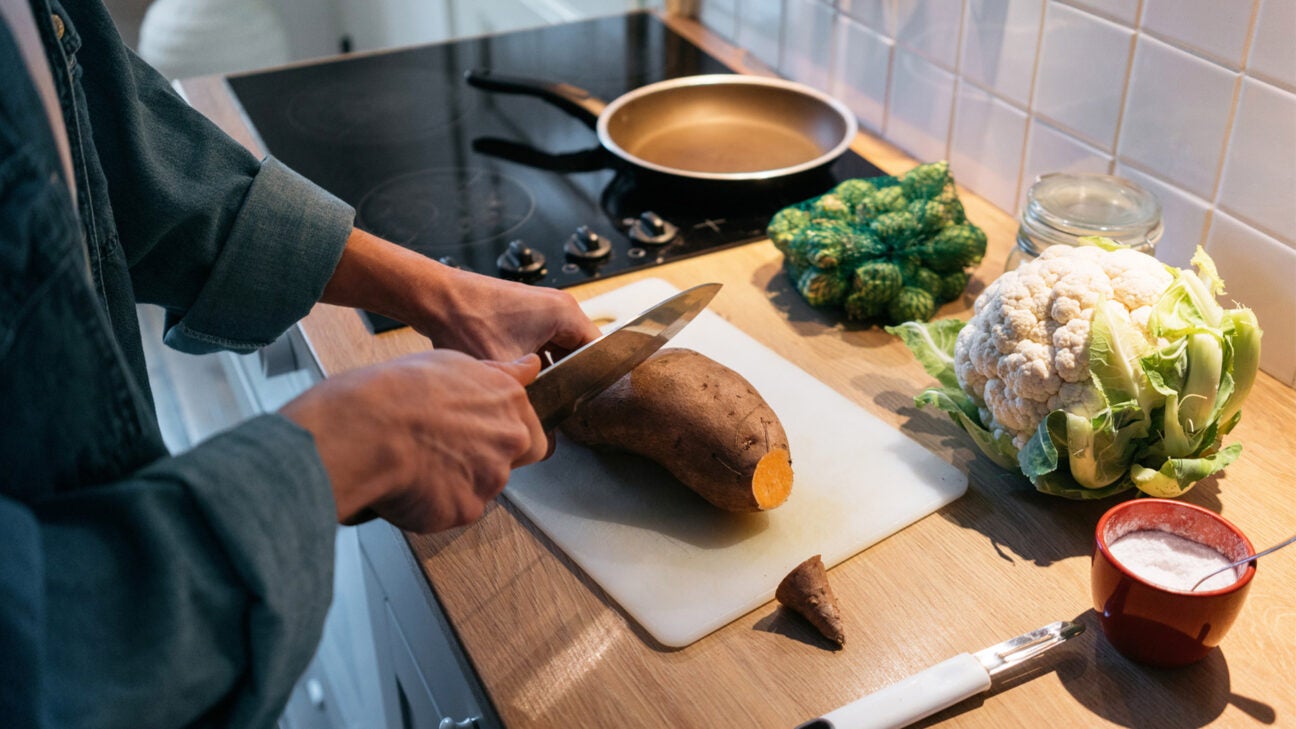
[
  {"x1": 560, "y1": 347, "x2": 793, "y2": 512},
  {"x1": 776, "y1": 554, "x2": 845, "y2": 646}
]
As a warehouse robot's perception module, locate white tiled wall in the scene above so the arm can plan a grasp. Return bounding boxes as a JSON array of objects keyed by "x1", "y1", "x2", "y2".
[{"x1": 698, "y1": 0, "x2": 1296, "y2": 387}]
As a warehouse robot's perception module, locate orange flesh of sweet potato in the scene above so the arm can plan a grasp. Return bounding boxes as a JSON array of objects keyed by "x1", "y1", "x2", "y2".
[
  {"x1": 560, "y1": 348, "x2": 793, "y2": 512},
  {"x1": 776, "y1": 554, "x2": 845, "y2": 646}
]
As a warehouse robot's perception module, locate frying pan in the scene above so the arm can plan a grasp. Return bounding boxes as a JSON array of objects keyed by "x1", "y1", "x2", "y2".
[{"x1": 465, "y1": 69, "x2": 858, "y2": 182}]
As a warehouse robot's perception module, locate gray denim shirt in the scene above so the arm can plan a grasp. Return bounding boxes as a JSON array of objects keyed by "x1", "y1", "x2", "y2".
[{"x1": 1, "y1": 1, "x2": 355, "y2": 726}]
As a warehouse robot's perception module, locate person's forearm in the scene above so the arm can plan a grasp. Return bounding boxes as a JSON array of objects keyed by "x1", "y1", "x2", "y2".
[
  {"x1": 320, "y1": 227, "x2": 443, "y2": 324},
  {"x1": 320, "y1": 227, "x2": 601, "y2": 361}
]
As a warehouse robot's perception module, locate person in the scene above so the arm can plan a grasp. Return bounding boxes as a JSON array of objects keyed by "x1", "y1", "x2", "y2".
[{"x1": 0, "y1": 0, "x2": 602, "y2": 727}]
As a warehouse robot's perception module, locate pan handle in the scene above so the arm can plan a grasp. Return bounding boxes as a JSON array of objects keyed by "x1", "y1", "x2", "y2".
[
  {"x1": 465, "y1": 69, "x2": 607, "y2": 128},
  {"x1": 472, "y1": 137, "x2": 612, "y2": 172}
]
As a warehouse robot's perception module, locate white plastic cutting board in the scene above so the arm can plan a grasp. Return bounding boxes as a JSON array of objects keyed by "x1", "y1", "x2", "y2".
[{"x1": 505, "y1": 279, "x2": 966, "y2": 647}]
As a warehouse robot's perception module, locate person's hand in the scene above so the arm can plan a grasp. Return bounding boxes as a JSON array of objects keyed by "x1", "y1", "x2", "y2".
[
  {"x1": 405, "y1": 264, "x2": 602, "y2": 361},
  {"x1": 280, "y1": 350, "x2": 546, "y2": 533},
  {"x1": 320, "y1": 229, "x2": 601, "y2": 360}
]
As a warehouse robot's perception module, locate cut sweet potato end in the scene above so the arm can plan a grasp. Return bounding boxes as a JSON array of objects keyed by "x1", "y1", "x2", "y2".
[
  {"x1": 775, "y1": 554, "x2": 845, "y2": 646},
  {"x1": 753, "y1": 448, "x2": 793, "y2": 510}
]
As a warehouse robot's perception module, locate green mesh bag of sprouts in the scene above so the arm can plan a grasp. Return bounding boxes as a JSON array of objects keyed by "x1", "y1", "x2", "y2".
[{"x1": 767, "y1": 161, "x2": 987, "y2": 325}]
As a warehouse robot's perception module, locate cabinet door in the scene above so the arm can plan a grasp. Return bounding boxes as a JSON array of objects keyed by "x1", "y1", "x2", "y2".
[
  {"x1": 359, "y1": 522, "x2": 501, "y2": 729},
  {"x1": 385, "y1": 600, "x2": 459, "y2": 728}
]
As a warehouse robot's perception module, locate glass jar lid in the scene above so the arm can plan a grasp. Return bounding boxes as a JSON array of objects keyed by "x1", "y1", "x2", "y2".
[{"x1": 1019, "y1": 173, "x2": 1163, "y2": 254}]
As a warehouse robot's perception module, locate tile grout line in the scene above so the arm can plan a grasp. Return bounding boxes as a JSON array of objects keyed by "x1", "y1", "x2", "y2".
[
  {"x1": 944, "y1": 0, "x2": 969, "y2": 164},
  {"x1": 1204, "y1": 0, "x2": 1265, "y2": 215},
  {"x1": 1103, "y1": 0, "x2": 1143, "y2": 176},
  {"x1": 1014, "y1": 0, "x2": 1054, "y2": 214}
]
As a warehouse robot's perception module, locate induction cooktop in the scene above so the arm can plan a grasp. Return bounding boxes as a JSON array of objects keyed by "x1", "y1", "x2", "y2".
[{"x1": 228, "y1": 12, "x2": 883, "y2": 332}]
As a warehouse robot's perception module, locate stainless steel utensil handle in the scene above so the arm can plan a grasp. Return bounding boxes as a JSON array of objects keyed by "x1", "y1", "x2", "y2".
[
  {"x1": 798, "y1": 654, "x2": 990, "y2": 729},
  {"x1": 1191, "y1": 531, "x2": 1296, "y2": 590}
]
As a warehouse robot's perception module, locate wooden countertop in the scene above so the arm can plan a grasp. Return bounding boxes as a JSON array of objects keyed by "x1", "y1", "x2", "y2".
[{"x1": 180, "y1": 13, "x2": 1296, "y2": 728}]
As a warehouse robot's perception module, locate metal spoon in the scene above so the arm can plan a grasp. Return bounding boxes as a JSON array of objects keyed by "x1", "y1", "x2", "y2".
[{"x1": 1191, "y1": 532, "x2": 1296, "y2": 591}]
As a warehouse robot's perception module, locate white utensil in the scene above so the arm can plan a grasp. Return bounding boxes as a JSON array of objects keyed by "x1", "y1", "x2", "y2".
[{"x1": 797, "y1": 621, "x2": 1085, "y2": 729}]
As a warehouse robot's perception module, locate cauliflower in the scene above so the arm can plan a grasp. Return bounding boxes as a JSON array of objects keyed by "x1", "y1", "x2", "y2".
[
  {"x1": 767, "y1": 161, "x2": 987, "y2": 326},
  {"x1": 889, "y1": 241, "x2": 1262, "y2": 500},
  {"x1": 954, "y1": 245, "x2": 1173, "y2": 449}
]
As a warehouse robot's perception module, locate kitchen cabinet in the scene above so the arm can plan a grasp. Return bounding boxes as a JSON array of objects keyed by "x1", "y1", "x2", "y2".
[
  {"x1": 358, "y1": 521, "x2": 501, "y2": 729},
  {"x1": 177, "y1": 12, "x2": 1296, "y2": 729}
]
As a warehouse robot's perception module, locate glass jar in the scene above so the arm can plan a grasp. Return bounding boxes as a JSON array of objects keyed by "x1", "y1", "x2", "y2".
[{"x1": 1008, "y1": 173, "x2": 1164, "y2": 270}]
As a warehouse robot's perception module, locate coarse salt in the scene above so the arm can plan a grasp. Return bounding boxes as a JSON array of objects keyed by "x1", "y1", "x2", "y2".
[{"x1": 1108, "y1": 529, "x2": 1239, "y2": 592}]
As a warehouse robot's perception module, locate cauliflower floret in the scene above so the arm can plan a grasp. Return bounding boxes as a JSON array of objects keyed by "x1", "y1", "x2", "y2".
[
  {"x1": 998, "y1": 340, "x2": 1061, "y2": 401},
  {"x1": 1051, "y1": 318, "x2": 1091, "y2": 382},
  {"x1": 954, "y1": 323, "x2": 989, "y2": 402},
  {"x1": 956, "y1": 244, "x2": 1169, "y2": 447},
  {"x1": 983, "y1": 377, "x2": 1052, "y2": 438},
  {"x1": 1049, "y1": 381, "x2": 1105, "y2": 417},
  {"x1": 1102, "y1": 248, "x2": 1174, "y2": 309}
]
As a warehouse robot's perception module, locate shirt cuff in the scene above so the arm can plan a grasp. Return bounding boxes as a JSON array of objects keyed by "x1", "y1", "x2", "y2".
[
  {"x1": 162, "y1": 413, "x2": 338, "y2": 585},
  {"x1": 163, "y1": 158, "x2": 354, "y2": 354}
]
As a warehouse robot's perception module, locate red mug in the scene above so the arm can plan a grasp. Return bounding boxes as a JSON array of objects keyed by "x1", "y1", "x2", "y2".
[{"x1": 1091, "y1": 498, "x2": 1256, "y2": 667}]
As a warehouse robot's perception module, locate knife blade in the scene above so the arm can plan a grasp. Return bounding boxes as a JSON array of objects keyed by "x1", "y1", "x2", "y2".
[
  {"x1": 527, "y1": 282, "x2": 721, "y2": 431},
  {"x1": 796, "y1": 620, "x2": 1086, "y2": 729}
]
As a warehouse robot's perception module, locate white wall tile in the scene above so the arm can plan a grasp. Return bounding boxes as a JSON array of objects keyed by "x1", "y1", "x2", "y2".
[
  {"x1": 781, "y1": 0, "x2": 837, "y2": 92},
  {"x1": 1141, "y1": 0, "x2": 1256, "y2": 68},
  {"x1": 1249, "y1": 0, "x2": 1296, "y2": 89},
  {"x1": 961, "y1": 0, "x2": 1045, "y2": 106},
  {"x1": 1117, "y1": 36, "x2": 1238, "y2": 199},
  {"x1": 1059, "y1": 0, "x2": 1139, "y2": 25},
  {"x1": 735, "y1": 0, "x2": 783, "y2": 71},
  {"x1": 835, "y1": 16, "x2": 893, "y2": 133},
  {"x1": 1115, "y1": 163, "x2": 1211, "y2": 268},
  {"x1": 886, "y1": 47, "x2": 957, "y2": 163},
  {"x1": 1217, "y1": 79, "x2": 1296, "y2": 244},
  {"x1": 698, "y1": 0, "x2": 738, "y2": 42},
  {"x1": 838, "y1": 0, "x2": 890, "y2": 36},
  {"x1": 1033, "y1": 3, "x2": 1133, "y2": 148},
  {"x1": 891, "y1": 0, "x2": 966, "y2": 70},
  {"x1": 950, "y1": 83, "x2": 1029, "y2": 212},
  {"x1": 1205, "y1": 212, "x2": 1296, "y2": 385},
  {"x1": 1019, "y1": 119, "x2": 1112, "y2": 213}
]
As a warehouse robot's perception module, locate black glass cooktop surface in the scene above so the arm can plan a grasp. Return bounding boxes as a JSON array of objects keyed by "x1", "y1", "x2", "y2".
[{"x1": 228, "y1": 12, "x2": 883, "y2": 332}]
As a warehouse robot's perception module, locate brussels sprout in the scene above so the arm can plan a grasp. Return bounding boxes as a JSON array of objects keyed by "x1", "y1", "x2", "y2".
[
  {"x1": 767, "y1": 207, "x2": 812, "y2": 252},
  {"x1": 887, "y1": 286, "x2": 937, "y2": 323},
  {"x1": 796, "y1": 266, "x2": 849, "y2": 307}
]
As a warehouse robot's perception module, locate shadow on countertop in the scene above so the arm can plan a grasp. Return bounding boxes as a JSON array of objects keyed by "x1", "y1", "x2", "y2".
[{"x1": 908, "y1": 609, "x2": 1274, "y2": 728}]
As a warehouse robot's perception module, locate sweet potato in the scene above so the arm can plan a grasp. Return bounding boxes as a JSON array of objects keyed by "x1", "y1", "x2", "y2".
[
  {"x1": 776, "y1": 554, "x2": 845, "y2": 646},
  {"x1": 560, "y1": 347, "x2": 793, "y2": 512}
]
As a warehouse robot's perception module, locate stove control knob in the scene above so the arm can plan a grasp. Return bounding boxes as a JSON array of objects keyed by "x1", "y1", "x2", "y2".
[
  {"x1": 497, "y1": 239, "x2": 546, "y2": 279},
  {"x1": 564, "y1": 225, "x2": 612, "y2": 260},
  {"x1": 628, "y1": 211, "x2": 678, "y2": 246},
  {"x1": 436, "y1": 255, "x2": 472, "y2": 272}
]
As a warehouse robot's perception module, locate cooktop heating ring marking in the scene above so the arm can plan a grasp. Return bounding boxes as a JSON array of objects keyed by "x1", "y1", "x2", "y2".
[{"x1": 355, "y1": 167, "x2": 537, "y2": 248}]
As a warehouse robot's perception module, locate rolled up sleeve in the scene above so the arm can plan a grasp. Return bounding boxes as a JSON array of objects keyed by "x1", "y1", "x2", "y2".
[
  {"x1": 161, "y1": 158, "x2": 352, "y2": 353},
  {"x1": 64, "y1": 0, "x2": 353, "y2": 355}
]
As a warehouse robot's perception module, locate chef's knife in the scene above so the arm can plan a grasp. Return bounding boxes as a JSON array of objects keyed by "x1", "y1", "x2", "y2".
[
  {"x1": 796, "y1": 620, "x2": 1085, "y2": 729},
  {"x1": 527, "y1": 282, "x2": 721, "y2": 431}
]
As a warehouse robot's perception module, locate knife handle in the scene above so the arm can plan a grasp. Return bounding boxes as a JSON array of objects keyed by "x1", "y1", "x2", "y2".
[{"x1": 797, "y1": 653, "x2": 990, "y2": 729}]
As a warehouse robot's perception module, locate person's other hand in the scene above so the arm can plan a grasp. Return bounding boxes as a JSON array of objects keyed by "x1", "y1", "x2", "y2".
[
  {"x1": 407, "y1": 264, "x2": 602, "y2": 361},
  {"x1": 320, "y1": 229, "x2": 601, "y2": 361},
  {"x1": 280, "y1": 350, "x2": 546, "y2": 533}
]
